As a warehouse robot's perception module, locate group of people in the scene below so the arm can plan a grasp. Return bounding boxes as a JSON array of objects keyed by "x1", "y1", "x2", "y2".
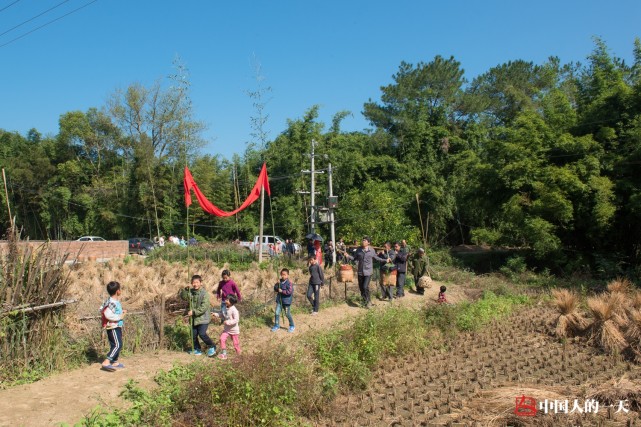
[
  {"x1": 154, "y1": 235, "x2": 198, "y2": 247},
  {"x1": 99, "y1": 270, "x2": 244, "y2": 371},
  {"x1": 98, "y1": 236, "x2": 444, "y2": 370},
  {"x1": 177, "y1": 271, "x2": 243, "y2": 360},
  {"x1": 307, "y1": 236, "x2": 442, "y2": 311},
  {"x1": 267, "y1": 239, "x2": 298, "y2": 258}
]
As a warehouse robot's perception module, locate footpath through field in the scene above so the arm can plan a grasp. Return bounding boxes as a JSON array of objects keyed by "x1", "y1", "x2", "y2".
[{"x1": 0, "y1": 283, "x2": 461, "y2": 427}]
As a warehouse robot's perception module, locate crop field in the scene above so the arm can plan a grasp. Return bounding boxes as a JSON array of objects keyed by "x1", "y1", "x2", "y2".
[{"x1": 320, "y1": 306, "x2": 641, "y2": 426}]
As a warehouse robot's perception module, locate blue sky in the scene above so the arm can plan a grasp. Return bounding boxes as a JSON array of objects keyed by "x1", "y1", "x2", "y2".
[{"x1": 1, "y1": 0, "x2": 640, "y2": 159}]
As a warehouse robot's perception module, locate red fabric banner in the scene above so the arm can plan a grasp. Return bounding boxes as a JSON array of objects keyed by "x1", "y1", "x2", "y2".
[{"x1": 184, "y1": 163, "x2": 271, "y2": 217}]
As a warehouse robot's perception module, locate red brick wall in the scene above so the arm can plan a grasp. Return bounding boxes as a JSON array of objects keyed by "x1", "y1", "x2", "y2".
[{"x1": 0, "y1": 240, "x2": 129, "y2": 261}]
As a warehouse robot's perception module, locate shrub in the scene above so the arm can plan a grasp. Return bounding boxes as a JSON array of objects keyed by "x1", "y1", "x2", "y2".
[{"x1": 314, "y1": 307, "x2": 431, "y2": 392}]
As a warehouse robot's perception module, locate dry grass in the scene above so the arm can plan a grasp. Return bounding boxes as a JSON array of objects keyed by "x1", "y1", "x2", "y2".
[
  {"x1": 467, "y1": 386, "x2": 567, "y2": 426},
  {"x1": 632, "y1": 291, "x2": 641, "y2": 310},
  {"x1": 607, "y1": 277, "x2": 633, "y2": 294},
  {"x1": 625, "y1": 310, "x2": 641, "y2": 363},
  {"x1": 587, "y1": 294, "x2": 629, "y2": 355},
  {"x1": 65, "y1": 258, "x2": 308, "y2": 316},
  {"x1": 551, "y1": 289, "x2": 578, "y2": 315},
  {"x1": 550, "y1": 289, "x2": 589, "y2": 338},
  {"x1": 588, "y1": 377, "x2": 641, "y2": 412},
  {"x1": 0, "y1": 228, "x2": 75, "y2": 381}
]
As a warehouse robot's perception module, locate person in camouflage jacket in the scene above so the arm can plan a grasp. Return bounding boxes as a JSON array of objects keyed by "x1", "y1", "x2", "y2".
[{"x1": 180, "y1": 275, "x2": 216, "y2": 356}]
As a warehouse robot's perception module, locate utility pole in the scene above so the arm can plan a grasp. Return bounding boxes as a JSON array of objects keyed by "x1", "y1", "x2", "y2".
[
  {"x1": 300, "y1": 139, "x2": 324, "y2": 234},
  {"x1": 310, "y1": 139, "x2": 316, "y2": 234},
  {"x1": 258, "y1": 184, "x2": 265, "y2": 263},
  {"x1": 328, "y1": 162, "x2": 336, "y2": 265}
]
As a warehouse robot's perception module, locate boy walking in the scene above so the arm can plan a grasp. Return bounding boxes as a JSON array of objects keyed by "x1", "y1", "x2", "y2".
[
  {"x1": 180, "y1": 274, "x2": 216, "y2": 357},
  {"x1": 100, "y1": 281, "x2": 127, "y2": 372},
  {"x1": 271, "y1": 268, "x2": 295, "y2": 332},
  {"x1": 307, "y1": 256, "x2": 324, "y2": 315}
]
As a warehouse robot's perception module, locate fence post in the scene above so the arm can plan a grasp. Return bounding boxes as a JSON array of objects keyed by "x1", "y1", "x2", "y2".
[{"x1": 159, "y1": 293, "x2": 165, "y2": 348}]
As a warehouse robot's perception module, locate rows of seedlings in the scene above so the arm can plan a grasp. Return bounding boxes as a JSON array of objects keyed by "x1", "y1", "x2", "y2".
[{"x1": 319, "y1": 305, "x2": 641, "y2": 426}]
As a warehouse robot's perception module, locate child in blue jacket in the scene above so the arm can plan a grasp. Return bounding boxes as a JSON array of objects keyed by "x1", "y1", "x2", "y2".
[{"x1": 271, "y1": 268, "x2": 295, "y2": 333}]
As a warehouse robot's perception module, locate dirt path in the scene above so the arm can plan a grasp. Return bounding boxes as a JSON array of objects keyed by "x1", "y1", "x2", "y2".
[{"x1": 0, "y1": 282, "x2": 459, "y2": 427}]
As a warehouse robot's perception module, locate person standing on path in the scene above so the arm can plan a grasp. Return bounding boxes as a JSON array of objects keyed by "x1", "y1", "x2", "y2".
[
  {"x1": 180, "y1": 275, "x2": 216, "y2": 357},
  {"x1": 411, "y1": 248, "x2": 429, "y2": 295},
  {"x1": 378, "y1": 242, "x2": 396, "y2": 302},
  {"x1": 216, "y1": 295, "x2": 241, "y2": 359},
  {"x1": 336, "y1": 238, "x2": 347, "y2": 263},
  {"x1": 392, "y1": 242, "x2": 408, "y2": 298},
  {"x1": 341, "y1": 236, "x2": 390, "y2": 308},
  {"x1": 216, "y1": 270, "x2": 242, "y2": 318},
  {"x1": 307, "y1": 256, "x2": 324, "y2": 315},
  {"x1": 324, "y1": 241, "x2": 335, "y2": 270},
  {"x1": 271, "y1": 268, "x2": 295, "y2": 332},
  {"x1": 100, "y1": 281, "x2": 127, "y2": 371}
]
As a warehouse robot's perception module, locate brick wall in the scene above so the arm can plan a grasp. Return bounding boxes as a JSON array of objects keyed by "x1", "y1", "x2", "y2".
[{"x1": 0, "y1": 240, "x2": 129, "y2": 261}]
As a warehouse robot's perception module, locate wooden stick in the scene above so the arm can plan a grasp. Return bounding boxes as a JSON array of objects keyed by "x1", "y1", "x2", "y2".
[
  {"x1": 78, "y1": 310, "x2": 144, "y2": 320},
  {"x1": 159, "y1": 294, "x2": 165, "y2": 348},
  {"x1": 415, "y1": 193, "x2": 426, "y2": 247},
  {"x1": 2, "y1": 168, "x2": 13, "y2": 228},
  {"x1": 0, "y1": 299, "x2": 77, "y2": 316}
]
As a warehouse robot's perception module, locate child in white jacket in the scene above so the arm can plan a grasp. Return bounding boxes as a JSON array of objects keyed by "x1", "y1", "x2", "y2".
[{"x1": 217, "y1": 295, "x2": 241, "y2": 359}]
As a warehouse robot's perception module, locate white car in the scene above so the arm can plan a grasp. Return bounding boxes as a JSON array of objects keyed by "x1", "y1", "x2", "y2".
[{"x1": 76, "y1": 236, "x2": 106, "y2": 242}]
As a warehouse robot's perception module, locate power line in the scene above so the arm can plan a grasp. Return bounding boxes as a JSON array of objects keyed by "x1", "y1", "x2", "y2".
[
  {"x1": 0, "y1": 0, "x2": 22, "y2": 13},
  {"x1": 0, "y1": 0, "x2": 71, "y2": 38},
  {"x1": 0, "y1": 0, "x2": 99, "y2": 49}
]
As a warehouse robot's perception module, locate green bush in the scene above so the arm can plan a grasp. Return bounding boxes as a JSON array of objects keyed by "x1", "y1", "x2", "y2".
[
  {"x1": 314, "y1": 307, "x2": 430, "y2": 392},
  {"x1": 77, "y1": 350, "x2": 320, "y2": 427},
  {"x1": 456, "y1": 291, "x2": 529, "y2": 331}
]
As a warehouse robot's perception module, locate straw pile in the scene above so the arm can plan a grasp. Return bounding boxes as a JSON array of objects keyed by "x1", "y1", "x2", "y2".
[
  {"x1": 64, "y1": 258, "x2": 307, "y2": 317},
  {"x1": 586, "y1": 294, "x2": 628, "y2": 355},
  {"x1": 551, "y1": 289, "x2": 589, "y2": 338},
  {"x1": 625, "y1": 309, "x2": 641, "y2": 363}
]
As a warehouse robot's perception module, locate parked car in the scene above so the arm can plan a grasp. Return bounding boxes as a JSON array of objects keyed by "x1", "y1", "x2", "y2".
[
  {"x1": 77, "y1": 236, "x2": 106, "y2": 242},
  {"x1": 128, "y1": 237, "x2": 156, "y2": 255}
]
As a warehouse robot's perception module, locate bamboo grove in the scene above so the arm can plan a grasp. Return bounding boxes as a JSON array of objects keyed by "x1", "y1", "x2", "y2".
[{"x1": 1, "y1": 38, "x2": 640, "y2": 277}]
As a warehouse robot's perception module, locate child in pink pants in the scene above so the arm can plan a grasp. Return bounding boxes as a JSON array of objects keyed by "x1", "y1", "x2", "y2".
[{"x1": 218, "y1": 294, "x2": 241, "y2": 359}]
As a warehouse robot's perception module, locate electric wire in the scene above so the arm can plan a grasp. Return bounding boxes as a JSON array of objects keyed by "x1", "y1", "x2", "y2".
[
  {"x1": 0, "y1": 0, "x2": 71, "y2": 38},
  {"x1": 0, "y1": 0, "x2": 99, "y2": 49},
  {"x1": 0, "y1": 0, "x2": 22, "y2": 14}
]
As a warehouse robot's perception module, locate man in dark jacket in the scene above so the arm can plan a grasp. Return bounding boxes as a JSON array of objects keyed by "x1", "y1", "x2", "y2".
[
  {"x1": 342, "y1": 236, "x2": 390, "y2": 308},
  {"x1": 393, "y1": 242, "x2": 408, "y2": 298},
  {"x1": 307, "y1": 256, "x2": 324, "y2": 315}
]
